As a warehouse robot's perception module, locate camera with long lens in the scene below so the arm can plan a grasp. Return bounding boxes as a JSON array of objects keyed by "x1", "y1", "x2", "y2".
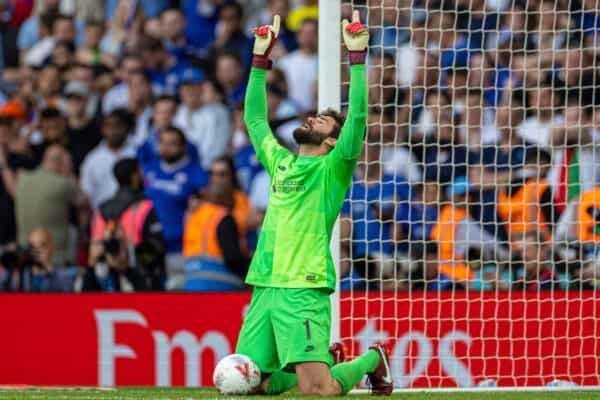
[
  {"x1": 0, "y1": 244, "x2": 37, "y2": 269},
  {"x1": 103, "y1": 236, "x2": 121, "y2": 257}
]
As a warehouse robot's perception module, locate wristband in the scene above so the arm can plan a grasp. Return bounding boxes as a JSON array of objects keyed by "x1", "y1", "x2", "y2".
[
  {"x1": 252, "y1": 55, "x2": 273, "y2": 70},
  {"x1": 349, "y1": 51, "x2": 366, "y2": 65}
]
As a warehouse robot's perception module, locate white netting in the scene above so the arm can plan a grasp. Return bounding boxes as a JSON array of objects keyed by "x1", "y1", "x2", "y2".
[{"x1": 337, "y1": 0, "x2": 600, "y2": 388}]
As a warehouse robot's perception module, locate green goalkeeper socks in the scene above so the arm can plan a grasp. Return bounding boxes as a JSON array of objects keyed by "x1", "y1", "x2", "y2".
[
  {"x1": 266, "y1": 370, "x2": 298, "y2": 395},
  {"x1": 330, "y1": 350, "x2": 380, "y2": 394}
]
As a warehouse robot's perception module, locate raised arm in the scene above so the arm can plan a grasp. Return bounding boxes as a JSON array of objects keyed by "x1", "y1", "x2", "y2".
[
  {"x1": 244, "y1": 15, "x2": 290, "y2": 176},
  {"x1": 328, "y1": 11, "x2": 369, "y2": 180}
]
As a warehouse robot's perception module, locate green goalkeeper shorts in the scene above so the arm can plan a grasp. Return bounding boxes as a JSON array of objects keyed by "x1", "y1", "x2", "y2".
[{"x1": 235, "y1": 286, "x2": 333, "y2": 374}]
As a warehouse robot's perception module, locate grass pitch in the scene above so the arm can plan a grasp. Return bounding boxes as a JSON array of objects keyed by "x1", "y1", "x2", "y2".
[{"x1": 1, "y1": 388, "x2": 600, "y2": 400}]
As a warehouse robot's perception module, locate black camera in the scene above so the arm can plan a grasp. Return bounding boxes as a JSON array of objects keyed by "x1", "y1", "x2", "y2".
[
  {"x1": 0, "y1": 244, "x2": 37, "y2": 269},
  {"x1": 103, "y1": 236, "x2": 121, "y2": 257}
]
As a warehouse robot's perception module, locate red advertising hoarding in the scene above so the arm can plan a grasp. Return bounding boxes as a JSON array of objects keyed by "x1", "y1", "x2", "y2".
[{"x1": 1, "y1": 292, "x2": 599, "y2": 387}]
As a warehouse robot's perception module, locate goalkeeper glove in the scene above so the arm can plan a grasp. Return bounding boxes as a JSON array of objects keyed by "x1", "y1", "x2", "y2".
[
  {"x1": 251, "y1": 14, "x2": 280, "y2": 69},
  {"x1": 342, "y1": 10, "x2": 369, "y2": 65}
]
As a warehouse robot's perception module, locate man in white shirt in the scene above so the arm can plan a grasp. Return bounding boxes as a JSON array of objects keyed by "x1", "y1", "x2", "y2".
[
  {"x1": 173, "y1": 69, "x2": 231, "y2": 170},
  {"x1": 276, "y1": 18, "x2": 318, "y2": 112},
  {"x1": 80, "y1": 109, "x2": 137, "y2": 208},
  {"x1": 516, "y1": 83, "x2": 563, "y2": 150}
]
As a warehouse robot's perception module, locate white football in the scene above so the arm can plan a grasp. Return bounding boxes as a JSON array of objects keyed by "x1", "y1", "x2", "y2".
[{"x1": 213, "y1": 354, "x2": 261, "y2": 395}]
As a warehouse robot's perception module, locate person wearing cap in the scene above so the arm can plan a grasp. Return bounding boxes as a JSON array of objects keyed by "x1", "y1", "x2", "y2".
[
  {"x1": 431, "y1": 176, "x2": 508, "y2": 283},
  {"x1": 173, "y1": 67, "x2": 231, "y2": 170},
  {"x1": 64, "y1": 81, "x2": 101, "y2": 174}
]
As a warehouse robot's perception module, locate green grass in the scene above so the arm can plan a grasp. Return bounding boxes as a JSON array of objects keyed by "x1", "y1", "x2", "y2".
[{"x1": 1, "y1": 388, "x2": 600, "y2": 400}]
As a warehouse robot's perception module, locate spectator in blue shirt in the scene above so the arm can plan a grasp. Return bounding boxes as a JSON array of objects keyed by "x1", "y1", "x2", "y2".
[
  {"x1": 138, "y1": 35, "x2": 196, "y2": 95},
  {"x1": 106, "y1": 0, "x2": 170, "y2": 19},
  {"x1": 394, "y1": 180, "x2": 439, "y2": 244},
  {"x1": 142, "y1": 126, "x2": 208, "y2": 289},
  {"x1": 341, "y1": 135, "x2": 412, "y2": 290},
  {"x1": 159, "y1": 8, "x2": 206, "y2": 63},
  {"x1": 212, "y1": 2, "x2": 253, "y2": 69},
  {"x1": 137, "y1": 94, "x2": 200, "y2": 167},
  {"x1": 215, "y1": 50, "x2": 247, "y2": 106},
  {"x1": 182, "y1": 0, "x2": 220, "y2": 50}
]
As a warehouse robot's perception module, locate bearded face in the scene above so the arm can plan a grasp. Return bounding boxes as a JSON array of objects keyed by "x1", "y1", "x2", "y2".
[{"x1": 293, "y1": 115, "x2": 337, "y2": 145}]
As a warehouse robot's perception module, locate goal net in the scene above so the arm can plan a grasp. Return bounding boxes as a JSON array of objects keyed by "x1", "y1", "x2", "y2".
[{"x1": 334, "y1": 0, "x2": 600, "y2": 389}]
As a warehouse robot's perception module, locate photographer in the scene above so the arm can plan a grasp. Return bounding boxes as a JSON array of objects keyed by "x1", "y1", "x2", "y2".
[
  {"x1": 0, "y1": 228, "x2": 76, "y2": 292},
  {"x1": 77, "y1": 223, "x2": 146, "y2": 292},
  {"x1": 82, "y1": 158, "x2": 166, "y2": 291}
]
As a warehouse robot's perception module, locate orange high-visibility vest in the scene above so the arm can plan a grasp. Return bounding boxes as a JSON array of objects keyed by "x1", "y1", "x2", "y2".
[
  {"x1": 431, "y1": 204, "x2": 473, "y2": 281},
  {"x1": 91, "y1": 200, "x2": 154, "y2": 245},
  {"x1": 497, "y1": 178, "x2": 549, "y2": 236},
  {"x1": 577, "y1": 188, "x2": 600, "y2": 243},
  {"x1": 183, "y1": 202, "x2": 228, "y2": 259}
]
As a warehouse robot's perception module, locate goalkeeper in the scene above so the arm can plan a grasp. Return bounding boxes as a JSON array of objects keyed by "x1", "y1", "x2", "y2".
[{"x1": 235, "y1": 11, "x2": 393, "y2": 396}]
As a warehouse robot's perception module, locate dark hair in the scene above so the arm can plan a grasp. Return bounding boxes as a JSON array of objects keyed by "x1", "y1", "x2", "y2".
[
  {"x1": 425, "y1": 88, "x2": 451, "y2": 104},
  {"x1": 106, "y1": 108, "x2": 136, "y2": 133},
  {"x1": 120, "y1": 51, "x2": 143, "y2": 64},
  {"x1": 216, "y1": 49, "x2": 243, "y2": 67},
  {"x1": 40, "y1": 11, "x2": 58, "y2": 32},
  {"x1": 54, "y1": 14, "x2": 74, "y2": 24},
  {"x1": 319, "y1": 108, "x2": 345, "y2": 139},
  {"x1": 113, "y1": 158, "x2": 139, "y2": 187},
  {"x1": 159, "y1": 125, "x2": 186, "y2": 145},
  {"x1": 138, "y1": 35, "x2": 164, "y2": 53},
  {"x1": 221, "y1": 1, "x2": 243, "y2": 19},
  {"x1": 212, "y1": 155, "x2": 241, "y2": 190},
  {"x1": 153, "y1": 94, "x2": 177, "y2": 106},
  {"x1": 40, "y1": 107, "x2": 63, "y2": 120},
  {"x1": 205, "y1": 79, "x2": 227, "y2": 102},
  {"x1": 54, "y1": 40, "x2": 76, "y2": 53},
  {"x1": 300, "y1": 18, "x2": 318, "y2": 29}
]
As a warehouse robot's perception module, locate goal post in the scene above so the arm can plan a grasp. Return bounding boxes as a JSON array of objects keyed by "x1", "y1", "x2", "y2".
[
  {"x1": 319, "y1": 0, "x2": 342, "y2": 344},
  {"x1": 322, "y1": 0, "x2": 600, "y2": 391}
]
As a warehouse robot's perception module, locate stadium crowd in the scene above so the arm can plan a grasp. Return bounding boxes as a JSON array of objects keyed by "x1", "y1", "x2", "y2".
[{"x1": 0, "y1": 0, "x2": 598, "y2": 292}]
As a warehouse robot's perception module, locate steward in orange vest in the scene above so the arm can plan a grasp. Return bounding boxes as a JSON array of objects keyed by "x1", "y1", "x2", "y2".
[
  {"x1": 183, "y1": 182, "x2": 250, "y2": 291},
  {"x1": 432, "y1": 177, "x2": 509, "y2": 282},
  {"x1": 497, "y1": 178, "x2": 553, "y2": 242},
  {"x1": 576, "y1": 187, "x2": 600, "y2": 243},
  {"x1": 89, "y1": 159, "x2": 165, "y2": 290}
]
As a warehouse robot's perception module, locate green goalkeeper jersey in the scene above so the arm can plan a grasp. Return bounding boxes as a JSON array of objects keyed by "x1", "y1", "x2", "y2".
[{"x1": 244, "y1": 65, "x2": 367, "y2": 292}]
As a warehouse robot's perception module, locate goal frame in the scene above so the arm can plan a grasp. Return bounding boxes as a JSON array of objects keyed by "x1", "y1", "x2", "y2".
[{"x1": 319, "y1": 0, "x2": 342, "y2": 344}]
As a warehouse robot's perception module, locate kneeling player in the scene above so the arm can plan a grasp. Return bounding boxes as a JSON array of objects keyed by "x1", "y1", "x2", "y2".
[{"x1": 234, "y1": 12, "x2": 393, "y2": 396}]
